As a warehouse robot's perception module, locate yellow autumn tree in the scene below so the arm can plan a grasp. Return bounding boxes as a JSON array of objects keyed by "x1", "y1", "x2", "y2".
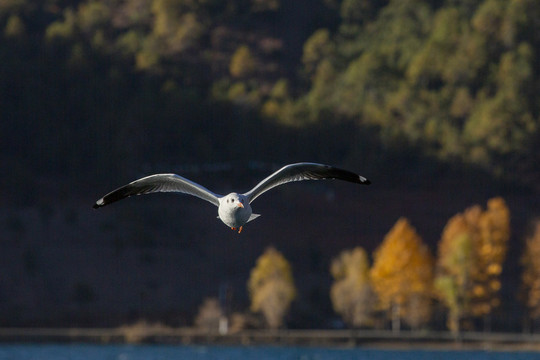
[
  {"x1": 151, "y1": 1, "x2": 203, "y2": 55},
  {"x1": 435, "y1": 197, "x2": 510, "y2": 331},
  {"x1": 330, "y1": 247, "x2": 374, "y2": 327},
  {"x1": 521, "y1": 220, "x2": 540, "y2": 321},
  {"x1": 370, "y1": 218, "x2": 434, "y2": 331},
  {"x1": 435, "y1": 213, "x2": 476, "y2": 334},
  {"x1": 469, "y1": 197, "x2": 510, "y2": 321},
  {"x1": 230, "y1": 45, "x2": 256, "y2": 78},
  {"x1": 248, "y1": 247, "x2": 296, "y2": 329}
]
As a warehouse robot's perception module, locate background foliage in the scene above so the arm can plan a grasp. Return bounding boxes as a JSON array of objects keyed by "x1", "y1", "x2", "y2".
[
  {"x1": 248, "y1": 247, "x2": 296, "y2": 329},
  {"x1": 330, "y1": 247, "x2": 374, "y2": 327},
  {"x1": 2, "y1": 0, "x2": 540, "y2": 196},
  {"x1": 1, "y1": 0, "x2": 539, "y2": 330}
]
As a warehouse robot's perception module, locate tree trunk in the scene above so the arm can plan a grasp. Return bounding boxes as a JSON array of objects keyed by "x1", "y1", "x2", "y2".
[
  {"x1": 392, "y1": 302, "x2": 401, "y2": 333},
  {"x1": 449, "y1": 309, "x2": 460, "y2": 338}
]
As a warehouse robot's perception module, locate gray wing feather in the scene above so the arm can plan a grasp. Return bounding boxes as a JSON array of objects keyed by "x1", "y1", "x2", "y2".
[
  {"x1": 93, "y1": 174, "x2": 221, "y2": 208},
  {"x1": 243, "y1": 162, "x2": 370, "y2": 203}
]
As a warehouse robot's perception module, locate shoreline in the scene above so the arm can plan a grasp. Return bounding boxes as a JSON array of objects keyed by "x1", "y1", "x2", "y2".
[{"x1": 0, "y1": 328, "x2": 540, "y2": 351}]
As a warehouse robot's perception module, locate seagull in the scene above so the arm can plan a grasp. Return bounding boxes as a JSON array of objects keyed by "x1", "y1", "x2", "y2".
[{"x1": 93, "y1": 162, "x2": 370, "y2": 233}]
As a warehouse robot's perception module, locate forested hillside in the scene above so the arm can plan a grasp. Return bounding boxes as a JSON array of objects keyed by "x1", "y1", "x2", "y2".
[{"x1": 2, "y1": 0, "x2": 539, "y2": 195}]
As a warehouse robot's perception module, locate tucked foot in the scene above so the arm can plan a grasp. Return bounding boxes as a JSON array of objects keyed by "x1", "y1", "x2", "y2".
[{"x1": 231, "y1": 227, "x2": 243, "y2": 233}]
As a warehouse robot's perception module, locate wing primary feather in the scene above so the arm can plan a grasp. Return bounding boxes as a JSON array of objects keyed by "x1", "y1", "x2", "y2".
[
  {"x1": 93, "y1": 173, "x2": 221, "y2": 208},
  {"x1": 243, "y1": 162, "x2": 370, "y2": 203}
]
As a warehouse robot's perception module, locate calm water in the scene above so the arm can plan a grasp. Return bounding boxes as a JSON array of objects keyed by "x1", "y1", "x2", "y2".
[{"x1": 0, "y1": 344, "x2": 537, "y2": 360}]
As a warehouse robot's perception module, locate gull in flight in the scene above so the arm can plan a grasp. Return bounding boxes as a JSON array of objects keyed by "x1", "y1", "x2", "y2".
[{"x1": 93, "y1": 162, "x2": 370, "y2": 233}]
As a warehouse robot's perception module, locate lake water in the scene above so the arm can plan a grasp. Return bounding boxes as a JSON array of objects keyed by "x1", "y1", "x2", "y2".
[{"x1": 0, "y1": 344, "x2": 537, "y2": 360}]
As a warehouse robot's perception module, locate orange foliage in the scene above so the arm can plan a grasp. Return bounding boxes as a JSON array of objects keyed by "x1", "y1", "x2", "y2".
[
  {"x1": 436, "y1": 196, "x2": 510, "y2": 328},
  {"x1": 370, "y1": 218, "x2": 434, "y2": 328},
  {"x1": 470, "y1": 197, "x2": 511, "y2": 317}
]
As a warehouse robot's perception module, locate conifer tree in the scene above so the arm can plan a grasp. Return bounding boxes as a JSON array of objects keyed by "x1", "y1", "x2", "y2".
[{"x1": 370, "y1": 218, "x2": 434, "y2": 331}]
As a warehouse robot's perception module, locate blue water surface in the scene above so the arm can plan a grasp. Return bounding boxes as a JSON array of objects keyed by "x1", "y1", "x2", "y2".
[{"x1": 0, "y1": 344, "x2": 537, "y2": 360}]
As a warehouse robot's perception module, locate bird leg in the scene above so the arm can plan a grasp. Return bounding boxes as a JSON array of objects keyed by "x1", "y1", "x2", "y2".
[{"x1": 231, "y1": 226, "x2": 243, "y2": 233}]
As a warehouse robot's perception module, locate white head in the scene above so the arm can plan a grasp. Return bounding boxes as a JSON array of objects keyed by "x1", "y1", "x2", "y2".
[{"x1": 222, "y1": 192, "x2": 246, "y2": 208}]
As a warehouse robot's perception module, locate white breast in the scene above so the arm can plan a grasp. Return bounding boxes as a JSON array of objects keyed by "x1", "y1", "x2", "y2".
[{"x1": 218, "y1": 203, "x2": 252, "y2": 228}]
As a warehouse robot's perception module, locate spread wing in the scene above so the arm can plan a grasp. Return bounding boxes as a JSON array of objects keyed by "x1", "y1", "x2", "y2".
[
  {"x1": 93, "y1": 173, "x2": 221, "y2": 208},
  {"x1": 243, "y1": 162, "x2": 370, "y2": 203}
]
